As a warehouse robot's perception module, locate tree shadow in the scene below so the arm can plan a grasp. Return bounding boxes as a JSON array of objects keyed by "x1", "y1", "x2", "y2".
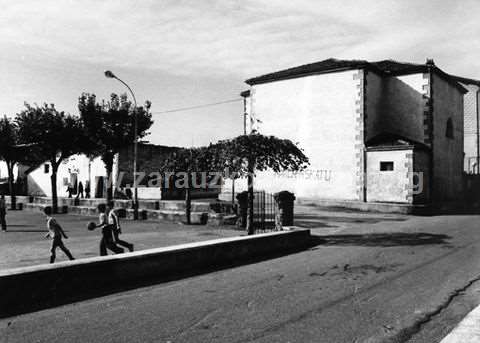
[
  {"x1": 310, "y1": 232, "x2": 451, "y2": 247},
  {"x1": 296, "y1": 214, "x2": 408, "y2": 224}
]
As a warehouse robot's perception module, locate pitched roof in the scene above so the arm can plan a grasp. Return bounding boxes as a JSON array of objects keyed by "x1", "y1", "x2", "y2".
[
  {"x1": 366, "y1": 132, "x2": 430, "y2": 151},
  {"x1": 245, "y1": 58, "x2": 467, "y2": 93},
  {"x1": 450, "y1": 75, "x2": 480, "y2": 87}
]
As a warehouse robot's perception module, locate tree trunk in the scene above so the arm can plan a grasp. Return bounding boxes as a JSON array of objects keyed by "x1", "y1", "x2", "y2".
[
  {"x1": 7, "y1": 162, "x2": 16, "y2": 210},
  {"x1": 51, "y1": 164, "x2": 58, "y2": 214},
  {"x1": 104, "y1": 156, "x2": 114, "y2": 202},
  {"x1": 246, "y1": 163, "x2": 255, "y2": 235},
  {"x1": 185, "y1": 172, "x2": 192, "y2": 225}
]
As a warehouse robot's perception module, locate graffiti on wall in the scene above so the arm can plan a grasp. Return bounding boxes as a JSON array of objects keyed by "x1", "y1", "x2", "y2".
[{"x1": 273, "y1": 169, "x2": 333, "y2": 181}]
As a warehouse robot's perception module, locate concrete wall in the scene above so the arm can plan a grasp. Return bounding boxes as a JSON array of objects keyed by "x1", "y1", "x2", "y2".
[
  {"x1": 366, "y1": 149, "x2": 412, "y2": 203},
  {"x1": 460, "y1": 83, "x2": 479, "y2": 173},
  {"x1": 0, "y1": 229, "x2": 311, "y2": 318},
  {"x1": 431, "y1": 74, "x2": 464, "y2": 202},
  {"x1": 365, "y1": 71, "x2": 384, "y2": 141},
  {"x1": 413, "y1": 149, "x2": 430, "y2": 204},
  {"x1": 366, "y1": 74, "x2": 426, "y2": 143},
  {"x1": 249, "y1": 70, "x2": 361, "y2": 200}
]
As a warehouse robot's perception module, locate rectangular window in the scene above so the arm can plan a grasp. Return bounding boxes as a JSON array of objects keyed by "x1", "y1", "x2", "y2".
[
  {"x1": 44, "y1": 164, "x2": 50, "y2": 174},
  {"x1": 380, "y1": 161, "x2": 394, "y2": 171}
]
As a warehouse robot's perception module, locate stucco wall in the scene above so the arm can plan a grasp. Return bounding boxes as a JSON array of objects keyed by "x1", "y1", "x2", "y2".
[
  {"x1": 366, "y1": 149, "x2": 412, "y2": 203},
  {"x1": 365, "y1": 71, "x2": 384, "y2": 141},
  {"x1": 249, "y1": 70, "x2": 361, "y2": 200},
  {"x1": 0, "y1": 162, "x2": 18, "y2": 182},
  {"x1": 460, "y1": 83, "x2": 479, "y2": 172},
  {"x1": 413, "y1": 149, "x2": 430, "y2": 204},
  {"x1": 431, "y1": 74, "x2": 464, "y2": 202},
  {"x1": 378, "y1": 74, "x2": 425, "y2": 143}
]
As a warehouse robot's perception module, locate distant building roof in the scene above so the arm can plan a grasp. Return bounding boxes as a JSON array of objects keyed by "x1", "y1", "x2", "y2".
[
  {"x1": 366, "y1": 132, "x2": 430, "y2": 151},
  {"x1": 245, "y1": 58, "x2": 467, "y2": 93}
]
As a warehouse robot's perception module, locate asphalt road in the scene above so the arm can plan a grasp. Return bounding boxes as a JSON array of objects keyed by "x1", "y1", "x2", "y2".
[{"x1": 2, "y1": 209, "x2": 480, "y2": 343}]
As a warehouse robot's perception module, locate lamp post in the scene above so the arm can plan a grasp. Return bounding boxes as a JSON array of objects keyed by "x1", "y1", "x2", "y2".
[{"x1": 104, "y1": 70, "x2": 139, "y2": 220}]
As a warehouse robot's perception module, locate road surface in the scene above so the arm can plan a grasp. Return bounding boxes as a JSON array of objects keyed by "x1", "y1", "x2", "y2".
[{"x1": 2, "y1": 209, "x2": 480, "y2": 342}]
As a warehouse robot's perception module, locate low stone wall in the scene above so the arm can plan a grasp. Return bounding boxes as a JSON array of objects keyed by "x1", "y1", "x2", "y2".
[{"x1": 0, "y1": 229, "x2": 311, "y2": 318}]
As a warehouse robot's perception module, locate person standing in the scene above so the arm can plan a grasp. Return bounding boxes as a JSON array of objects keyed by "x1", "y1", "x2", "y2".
[
  {"x1": 94, "y1": 204, "x2": 123, "y2": 256},
  {"x1": 0, "y1": 195, "x2": 6, "y2": 232},
  {"x1": 77, "y1": 181, "x2": 84, "y2": 199},
  {"x1": 107, "y1": 202, "x2": 134, "y2": 252},
  {"x1": 44, "y1": 207, "x2": 75, "y2": 263},
  {"x1": 66, "y1": 183, "x2": 73, "y2": 198},
  {"x1": 85, "y1": 181, "x2": 91, "y2": 199}
]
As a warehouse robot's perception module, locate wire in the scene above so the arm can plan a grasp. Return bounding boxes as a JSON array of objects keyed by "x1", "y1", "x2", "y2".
[{"x1": 151, "y1": 98, "x2": 241, "y2": 114}]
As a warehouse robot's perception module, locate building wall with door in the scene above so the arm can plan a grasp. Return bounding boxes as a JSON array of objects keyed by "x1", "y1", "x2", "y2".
[{"x1": 25, "y1": 154, "x2": 107, "y2": 198}]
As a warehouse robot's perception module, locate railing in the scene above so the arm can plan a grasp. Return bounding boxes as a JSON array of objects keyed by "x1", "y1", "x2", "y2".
[{"x1": 253, "y1": 190, "x2": 277, "y2": 232}]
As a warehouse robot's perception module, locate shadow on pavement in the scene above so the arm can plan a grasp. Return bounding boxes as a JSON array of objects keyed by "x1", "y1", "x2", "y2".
[
  {"x1": 310, "y1": 232, "x2": 451, "y2": 247},
  {"x1": 294, "y1": 214, "x2": 407, "y2": 229}
]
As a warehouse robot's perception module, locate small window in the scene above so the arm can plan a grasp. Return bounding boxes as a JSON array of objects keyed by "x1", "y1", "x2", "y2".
[
  {"x1": 380, "y1": 161, "x2": 394, "y2": 171},
  {"x1": 446, "y1": 118, "x2": 454, "y2": 138},
  {"x1": 44, "y1": 164, "x2": 50, "y2": 173}
]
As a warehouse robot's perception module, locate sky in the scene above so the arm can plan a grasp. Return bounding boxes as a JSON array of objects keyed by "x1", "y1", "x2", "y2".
[{"x1": 1, "y1": 0, "x2": 480, "y2": 147}]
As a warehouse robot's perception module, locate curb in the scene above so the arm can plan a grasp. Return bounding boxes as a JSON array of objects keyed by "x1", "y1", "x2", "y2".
[
  {"x1": 0, "y1": 229, "x2": 311, "y2": 318},
  {"x1": 439, "y1": 304, "x2": 480, "y2": 342}
]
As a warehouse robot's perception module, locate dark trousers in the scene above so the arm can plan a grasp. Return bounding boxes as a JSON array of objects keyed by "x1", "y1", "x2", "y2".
[
  {"x1": 0, "y1": 211, "x2": 6, "y2": 231},
  {"x1": 113, "y1": 230, "x2": 133, "y2": 251},
  {"x1": 50, "y1": 237, "x2": 74, "y2": 263},
  {"x1": 100, "y1": 236, "x2": 124, "y2": 256}
]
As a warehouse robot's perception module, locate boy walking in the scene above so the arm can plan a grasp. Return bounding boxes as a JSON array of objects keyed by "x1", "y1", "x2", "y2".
[
  {"x1": 107, "y1": 202, "x2": 134, "y2": 252},
  {"x1": 95, "y1": 204, "x2": 124, "y2": 256},
  {"x1": 44, "y1": 207, "x2": 75, "y2": 263}
]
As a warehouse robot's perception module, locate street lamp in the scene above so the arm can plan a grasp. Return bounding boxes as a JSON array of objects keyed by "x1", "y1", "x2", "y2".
[{"x1": 104, "y1": 70, "x2": 139, "y2": 220}]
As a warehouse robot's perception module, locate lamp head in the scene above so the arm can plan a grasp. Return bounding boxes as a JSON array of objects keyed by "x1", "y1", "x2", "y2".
[{"x1": 104, "y1": 70, "x2": 116, "y2": 78}]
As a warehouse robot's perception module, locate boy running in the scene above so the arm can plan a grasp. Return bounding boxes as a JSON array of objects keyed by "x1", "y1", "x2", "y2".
[{"x1": 44, "y1": 207, "x2": 75, "y2": 263}]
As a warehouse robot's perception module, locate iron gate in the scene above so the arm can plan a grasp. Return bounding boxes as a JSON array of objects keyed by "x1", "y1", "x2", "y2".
[{"x1": 253, "y1": 190, "x2": 276, "y2": 232}]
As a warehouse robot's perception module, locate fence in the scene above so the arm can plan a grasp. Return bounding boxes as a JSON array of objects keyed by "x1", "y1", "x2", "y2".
[{"x1": 253, "y1": 190, "x2": 276, "y2": 232}]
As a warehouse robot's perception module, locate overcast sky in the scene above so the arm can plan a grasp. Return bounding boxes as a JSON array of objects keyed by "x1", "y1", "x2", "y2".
[{"x1": 1, "y1": 0, "x2": 479, "y2": 147}]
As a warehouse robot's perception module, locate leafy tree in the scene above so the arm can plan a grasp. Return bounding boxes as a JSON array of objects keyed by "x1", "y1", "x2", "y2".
[
  {"x1": 214, "y1": 134, "x2": 309, "y2": 235},
  {"x1": 16, "y1": 103, "x2": 89, "y2": 213},
  {"x1": 78, "y1": 93, "x2": 153, "y2": 201},
  {"x1": 0, "y1": 116, "x2": 23, "y2": 209},
  {"x1": 159, "y1": 146, "x2": 212, "y2": 224}
]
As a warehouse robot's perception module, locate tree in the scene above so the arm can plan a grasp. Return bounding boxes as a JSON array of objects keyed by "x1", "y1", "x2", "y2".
[
  {"x1": 0, "y1": 116, "x2": 22, "y2": 209},
  {"x1": 16, "y1": 104, "x2": 88, "y2": 213},
  {"x1": 159, "y1": 146, "x2": 212, "y2": 224},
  {"x1": 214, "y1": 134, "x2": 309, "y2": 235},
  {"x1": 78, "y1": 93, "x2": 153, "y2": 201}
]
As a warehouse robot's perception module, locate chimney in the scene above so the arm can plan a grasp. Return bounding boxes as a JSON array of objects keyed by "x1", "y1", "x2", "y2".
[{"x1": 426, "y1": 58, "x2": 435, "y2": 66}]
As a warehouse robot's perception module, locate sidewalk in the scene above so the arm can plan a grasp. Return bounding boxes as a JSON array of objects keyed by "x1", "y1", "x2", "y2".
[
  {"x1": 440, "y1": 305, "x2": 480, "y2": 342},
  {"x1": 0, "y1": 210, "x2": 240, "y2": 270}
]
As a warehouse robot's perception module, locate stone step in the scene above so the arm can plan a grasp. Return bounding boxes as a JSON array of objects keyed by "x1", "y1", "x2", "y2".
[{"x1": 23, "y1": 203, "x2": 68, "y2": 214}]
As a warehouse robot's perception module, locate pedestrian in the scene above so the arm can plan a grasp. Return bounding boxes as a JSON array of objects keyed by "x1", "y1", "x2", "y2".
[
  {"x1": 43, "y1": 207, "x2": 75, "y2": 263},
  {"x1": 94, "y1": 204, "x2": 123, "y2": 256},
  {"x1": 0, "y1": 194, "x2": 6, "y2": 232},
  {"x1": 66, "y1": 183, "x2": 73, "y2": 198},
  {"x1": 77, "y1": 181, "x2": 84, "y2": 199},
  {"x1": 85, "y1": 181, "x2": 91, "y2": 199},
  {"x1": 107, "y1": 202, "x2": 134, "y2": 252}
]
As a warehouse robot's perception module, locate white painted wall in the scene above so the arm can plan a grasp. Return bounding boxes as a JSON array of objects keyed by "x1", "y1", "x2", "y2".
[
  {"x1": 248, "y1": 70, "x2": 360, "y2": 200},
  {"x1": 0, "y1": 161, "x2": 18, "y2": 181},
  {"x1": 366, "y1": 149, "x2": 411, "y2": 203},
  {"x1": 27, "y1": 154, "x2": 107, "y2": 197}
]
